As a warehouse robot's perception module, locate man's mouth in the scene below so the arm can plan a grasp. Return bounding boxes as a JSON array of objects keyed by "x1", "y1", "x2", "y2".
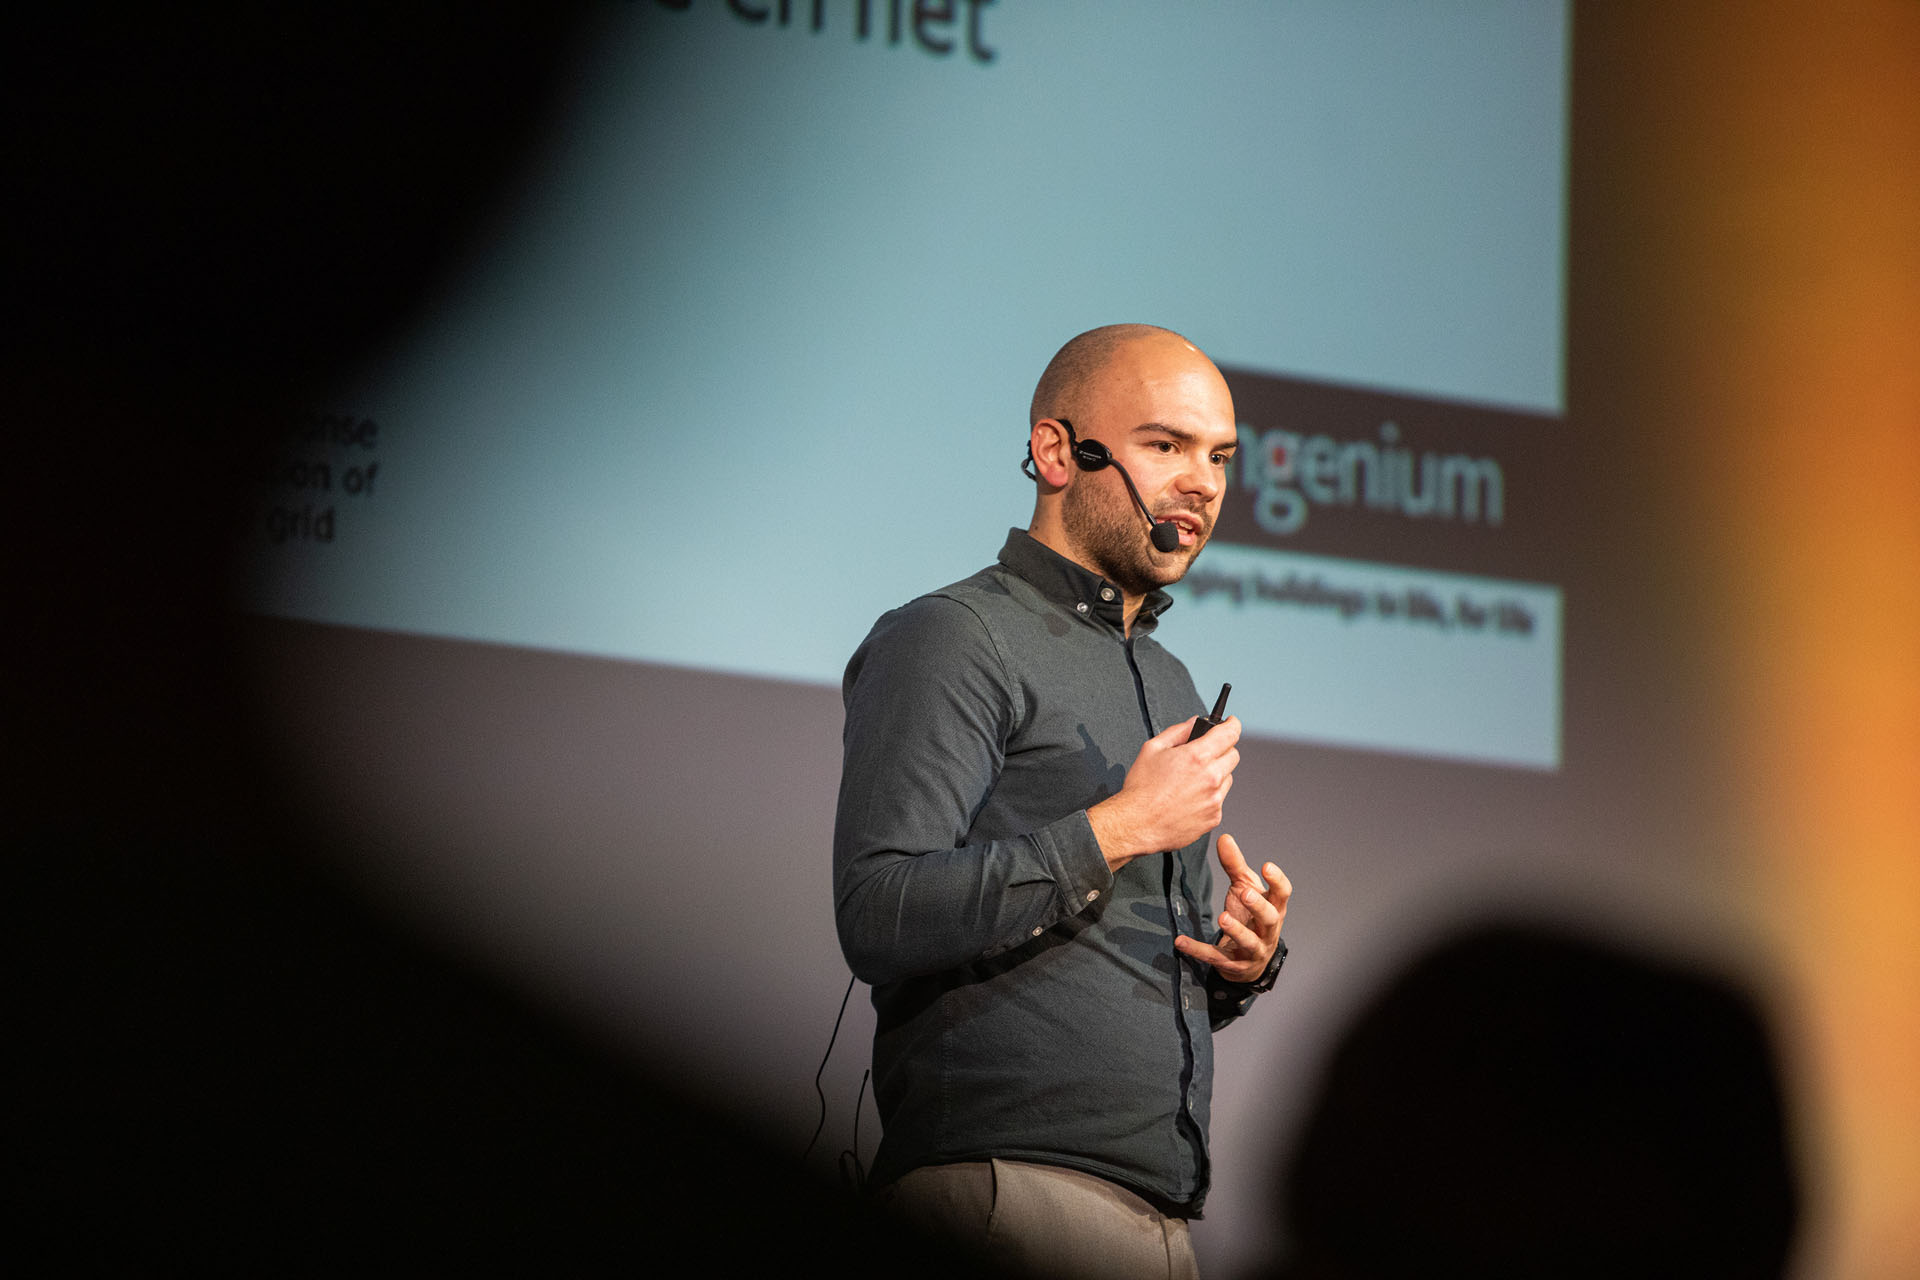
[{"x1": 1157, "y1": 511, "x2": 1208, "y2": 549}]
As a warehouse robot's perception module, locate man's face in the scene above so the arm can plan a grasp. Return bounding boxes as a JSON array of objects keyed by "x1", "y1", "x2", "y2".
[{"x1": 1059, "y1": 337, "x2": 1238, "y2": 597}]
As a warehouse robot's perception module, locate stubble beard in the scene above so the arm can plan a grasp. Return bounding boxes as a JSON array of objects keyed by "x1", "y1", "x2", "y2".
[{"x1": 1061, "y1": 472, "x2": 1209, "y2": 599}]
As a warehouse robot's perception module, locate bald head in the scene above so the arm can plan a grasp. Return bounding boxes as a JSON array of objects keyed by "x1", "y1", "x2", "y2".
[
  {"x1": 1022, "y1": 324, "x2": 1236, "y2": 614},
  {"x1": 1029, "y1": 324, "x2": 1190, "y2": 427}
]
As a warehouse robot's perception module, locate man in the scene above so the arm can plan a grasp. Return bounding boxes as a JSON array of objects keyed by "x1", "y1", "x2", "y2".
[{"x1": 834, "y1": 325, "x2": 1291, "y2": 1279}]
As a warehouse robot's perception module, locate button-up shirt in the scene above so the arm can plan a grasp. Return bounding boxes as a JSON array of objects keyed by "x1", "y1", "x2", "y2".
[{"x1": 833, "y1": 529, "x2": 1273, "y2": 1215}]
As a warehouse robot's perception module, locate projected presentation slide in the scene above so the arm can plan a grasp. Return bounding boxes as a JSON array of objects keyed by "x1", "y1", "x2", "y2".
[{"x1": 242, "y1": 1, "x2": 1569, "y2": 770}]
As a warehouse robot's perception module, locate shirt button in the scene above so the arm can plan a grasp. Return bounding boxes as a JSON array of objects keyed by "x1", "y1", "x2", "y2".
[
  {"x1": 1100, "y1": 587, "x2": 1115, "y2": 602},
  {"x1": 1085, "y1": 890, "x2": 1099, "y2": 903},
  {"x1": 1030, "y1": 926, "x2": 1043, "y2": 937},
  {"x1": 1212, "y1": 989, "x2": 1229, "y2": 1001},
  {"x1": 1181, "y1": 994, "x2": 1191, "y2": 1010},
  {"x1": 1173, "y1": 901, "x2": 1184, "y2": 916},
  {"x1": 1075, "y1": 602, "x2": 1089, "y2": 614}
]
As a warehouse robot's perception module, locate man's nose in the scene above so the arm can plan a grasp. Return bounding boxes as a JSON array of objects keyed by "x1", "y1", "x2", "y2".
[{"x1": 1178, "y1": 453, "x2": 1221, "y2": 502}]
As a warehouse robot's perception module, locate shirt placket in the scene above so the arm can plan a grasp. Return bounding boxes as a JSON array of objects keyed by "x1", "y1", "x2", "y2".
[{"x1": 1122, "y1": 630, "x2": 1210, "y2": 1195}]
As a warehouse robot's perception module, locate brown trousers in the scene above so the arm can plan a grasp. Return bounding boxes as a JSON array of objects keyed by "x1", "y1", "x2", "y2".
[{"x1": 880, "y1": 1158, "x2": 1200, "y2": 1280}]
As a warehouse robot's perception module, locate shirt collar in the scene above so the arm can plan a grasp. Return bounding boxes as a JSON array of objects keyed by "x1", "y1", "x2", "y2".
[{"x1": 996, "y1": 528, "x2": 1176, "y2": 634}]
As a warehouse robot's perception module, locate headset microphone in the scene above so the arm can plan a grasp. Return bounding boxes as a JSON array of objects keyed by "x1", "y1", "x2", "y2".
[
  {"x1": 1024, "y1": 418, "x2": 1184, "y2": 553},
  {"x1": 1148, "y1": 514, "x2": 1183, "y2": 554}
]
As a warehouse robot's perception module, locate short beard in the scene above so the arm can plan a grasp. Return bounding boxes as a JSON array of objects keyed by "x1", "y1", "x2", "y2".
[{"x1": 1061, "y1": 473, "x2": 1207, "y2": 598}]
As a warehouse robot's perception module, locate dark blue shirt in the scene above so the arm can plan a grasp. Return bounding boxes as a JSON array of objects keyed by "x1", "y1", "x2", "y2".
[{"x1": 834, "y1": 530, "x2": 1275, "y2": 1215}]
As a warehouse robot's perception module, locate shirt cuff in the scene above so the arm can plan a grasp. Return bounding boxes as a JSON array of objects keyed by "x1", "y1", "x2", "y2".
[
  {"x1": 1034, "y1": 807, "x2": 1116, "y2": 913},
  {"x1": 1205, "y1": 937, "x2": 1287, "y2": 1016}
]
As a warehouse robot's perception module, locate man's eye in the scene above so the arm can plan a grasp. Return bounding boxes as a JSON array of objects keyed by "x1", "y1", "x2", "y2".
[{"x1": 1211, "y1": 453, "x2": 1232, "y2": 466}]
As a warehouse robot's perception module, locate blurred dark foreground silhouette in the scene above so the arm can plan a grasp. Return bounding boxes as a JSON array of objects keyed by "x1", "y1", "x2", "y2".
[
  {"x1": 1269, "y1": 921, "x2": 1800, "y2": 1280},
  {"x1": 8, "y1": 12, "x2": 994, "y2": 1272}
]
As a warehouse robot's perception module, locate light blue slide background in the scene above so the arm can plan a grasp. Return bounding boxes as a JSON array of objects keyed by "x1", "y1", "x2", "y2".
[{"x1": 245, "y1": 1, "x2": 1569, "y2": 766}]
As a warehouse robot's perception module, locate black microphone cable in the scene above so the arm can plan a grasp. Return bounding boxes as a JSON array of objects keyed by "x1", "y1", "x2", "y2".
[{"x1": 804, "y1": 972, "x2": 870, "y2": 1194}]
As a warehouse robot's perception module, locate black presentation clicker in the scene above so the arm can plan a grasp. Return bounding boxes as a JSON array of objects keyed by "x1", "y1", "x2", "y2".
[{"x1": 1187, "y1": 683, "x2": 1232, "y2": 742}]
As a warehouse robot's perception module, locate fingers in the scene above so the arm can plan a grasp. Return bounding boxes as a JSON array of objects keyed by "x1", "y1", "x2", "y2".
[
  {"x1": 1217, "y1": 904, "x2": 1264, "y2": 950},
  {"x1": 1216, "y1": 832, "x2": 1252, "y2": 882},
  {"x1": 1110, "y1": 714, "x2": 1242, "y2": 861},
  {"x1": 1178, "y1": 837, "x2": 1292, "y2": 983},
  {"x1": 1173, "y1": 933, "x2": 1236, "y2": 971},
  {"x1": 1236, "y1": 881, "x2": 1280, "y2": 931},
  {"x1": 1217, "y1": 894, "x2": 1278, "y2": 967},
  {"x1": 1175, "y1": 927, "x2": 1264, "y2": 982},
  {"x1": 1218, "y1": 886, "x2": 1279, "y2": 957},
  {"x1": 1217, "y1": 833, "x2": 1273, "y2": 900},
  {"x1": 1220, "y1": 839, "x2": 1294, "y2": 910},
  {"x1": 1149, "y1": 715, "x2": 1201, "y2": 748},
  {"x1": 1186, "y1": 714, "x2": 1242, "y2": 760},
  {"x1": 1131, "y1": 718, "x2": 1199, "y2": 776},
  {"x1": 1259, "y1": 861, "x2": 1292, "y2": 933},
  {"x1": 1173, "y1": 933, "x2": 1215, "y2": 962}
]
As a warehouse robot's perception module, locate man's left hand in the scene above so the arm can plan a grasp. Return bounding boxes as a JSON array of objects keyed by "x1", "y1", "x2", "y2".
[{"x1": 1173, "y1": 833, "x2": 1290, "y2": 983}]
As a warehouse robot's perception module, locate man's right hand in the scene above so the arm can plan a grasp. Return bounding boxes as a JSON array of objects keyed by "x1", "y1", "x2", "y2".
[{"x1": 1087, "y1": 714, "x2": 1242, "y2": 871}]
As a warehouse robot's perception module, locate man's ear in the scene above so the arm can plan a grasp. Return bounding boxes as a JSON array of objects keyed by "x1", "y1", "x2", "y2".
[{"x1": 1028, "y1": 418, "x2": 1077, "y2": 489}]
